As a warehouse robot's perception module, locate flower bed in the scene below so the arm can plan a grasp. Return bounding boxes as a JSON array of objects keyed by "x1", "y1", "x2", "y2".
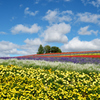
[
  {"x1": 0, "y1": 65, "x2": 100, "y2": 99},
  {"x1": 0, "y1": 50, "x2": 100, "y2": 64}
]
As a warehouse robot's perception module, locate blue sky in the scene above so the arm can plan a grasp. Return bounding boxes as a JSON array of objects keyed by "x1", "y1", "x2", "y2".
[{"x1": 0, "y1": 0, "x2": 100, "y2": 57}]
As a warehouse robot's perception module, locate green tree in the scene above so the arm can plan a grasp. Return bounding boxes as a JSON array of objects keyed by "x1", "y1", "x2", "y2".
[
  {"x1": 37, "y1": 44, "x2": 44, "y2": 54},
  {"x1": 44, "y1": 45, "x2": 51, "y2": 53},
  {"x1": 58, "y1": 48, "x2": 62, "y2": 53},
  {"x1": 51, "y1": 46, "x2": 62, "y2": 53}
]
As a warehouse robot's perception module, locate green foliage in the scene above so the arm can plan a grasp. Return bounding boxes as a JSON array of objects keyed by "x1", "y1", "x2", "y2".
[
  {"x1": 37, "y1": 44, "x2": 44, "y2": 54},
  {"x1": 44, "y1": 45, "x2": 51, "y2": 53},
  {"x1": 37, "y1": 45, "x2": 62, "y2": 54},
  {"x1": 51, "y1": 46, "x2": 62, "y2": 53}
]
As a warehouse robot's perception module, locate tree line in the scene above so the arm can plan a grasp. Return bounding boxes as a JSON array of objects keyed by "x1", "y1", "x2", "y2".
[{"x1": 37, "y1": 45, "x2": 62, "y2": 54}]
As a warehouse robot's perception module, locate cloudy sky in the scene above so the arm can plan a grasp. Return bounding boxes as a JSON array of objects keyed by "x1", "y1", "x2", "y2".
[{"x1": 0, "y1": 0, "x2": 100, "y2": 57}]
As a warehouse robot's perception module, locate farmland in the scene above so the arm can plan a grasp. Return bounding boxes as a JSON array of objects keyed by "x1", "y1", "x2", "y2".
[{"x1": 0, "y1": 50, "x2": 100, "y2": 99}]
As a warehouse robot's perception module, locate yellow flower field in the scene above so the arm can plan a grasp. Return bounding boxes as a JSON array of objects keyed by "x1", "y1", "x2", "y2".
[{"x1": 0, "y1": 65, "x2": 100, "y2": 100}]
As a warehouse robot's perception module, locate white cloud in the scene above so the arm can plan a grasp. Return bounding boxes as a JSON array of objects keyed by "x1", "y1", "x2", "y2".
[
  {"x1": 6, "y1": 49, "x2": 28, "y2": 55},
  {"x1": 77, "y1": 12, "x2": 100, "y2": 24},
  {"x1": 90, "y1": 30, "x2": 98, "y2": 36},
  {"x1": 0, "y1": 32, "x2": 6, "y2": 34},
  {"x1": 0, "y1": 38, "x2": 44, "y2": 57},
  {"x1": 43, "y1": 9, "x2": 73, "y2": 24},
  {"x1": 24, "y1": 38, "x2": 43, "y2": 46},
  {"x1": 61, "y1": 37, "x2": 100, "y2": 52},
  {"x1": 42, "y1": 22, "x2": 71, "y2": 43},
  {"x1": 11, "y1": 24, "x2": 41, "y2": 34},
  {"x1": 0, "y1": 41, "x2": 20, "y2": 57},
  {"x1": 43, "y1": 9, "x2": 58, "y2": 24},
  {"x1": 78, "y1": 26, "x2": 98, "y2": 35},
  {"x1": 24, "y1": 7, "x2": 39, "y2": 16},
  {"x1": 81, "y1": 0, "x2": 89, "y2": 5},
  {"x1": 78, "y1": 26, "x2": 91, "y2": 35},
  {"x1": 0, "y1": 42, "x2": 28, "y2": 56},
  {"x1": 0, "y1": 41, "x2": 18, "y2": 51},
  {"x1": 92, "y1": 38, "x2": 100, "y2": 46},
  {"x1": 81, "y1": 0, "x2": 100, "y2": 7},
  {"x1": 61, "y1": 10, "x2": 73, "y2": 15},
  {"x1": 90, "y1": 0, "x2": 100, "y2": 7},
  {"x1": 20, "y1": 38, "x2": 44, "y2": 55},
  {"x1": 59, "y1": 16, "x2": 72, "y2": 22}
]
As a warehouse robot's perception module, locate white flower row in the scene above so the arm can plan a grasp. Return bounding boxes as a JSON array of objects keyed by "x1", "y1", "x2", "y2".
[{"x1": 0, "y1": 59, "x2": 100, "y2": 72}]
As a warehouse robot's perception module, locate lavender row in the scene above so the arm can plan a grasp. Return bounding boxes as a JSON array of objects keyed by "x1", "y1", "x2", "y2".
[
  {"x1": 0, "y1": 56, "x2": 100, "y2": 64},
  {"x1": 16, "y1": 57, "x2": 100, "y2": 64}
]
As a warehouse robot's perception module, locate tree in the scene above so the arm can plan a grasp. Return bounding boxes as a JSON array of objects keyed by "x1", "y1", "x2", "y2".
[
  {"x1": 51, "y1": 46, "x2": 62, "y2": 53},
  {"x1": 58, "y1": 48, "x2": 62, "y2": 53},
  {"x1": 37, "y1": 44, "x2": 44, "y2": 54},
  {"x1": 44, "y1": 45, "x2": 51, "y2": 53}
]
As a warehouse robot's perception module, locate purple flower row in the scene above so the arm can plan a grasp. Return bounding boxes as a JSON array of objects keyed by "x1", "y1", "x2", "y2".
[
  {"x1": 0, "y1": 56, "x2": 100, "y2": 64},
  {"x1": 15, "y1": 57, "x2": 100, "y2": 64}
]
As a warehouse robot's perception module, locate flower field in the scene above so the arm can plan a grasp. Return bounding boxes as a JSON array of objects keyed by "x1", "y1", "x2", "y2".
[
  {"x1": 0, "y1": 50, "x2": 100, "y2": 99},
  {"x1": 0, "y1": 59, "x2": 100, "y2": 100},
  {"x1": 0, "y1": 50, "x2": 100, "y2": 64}
]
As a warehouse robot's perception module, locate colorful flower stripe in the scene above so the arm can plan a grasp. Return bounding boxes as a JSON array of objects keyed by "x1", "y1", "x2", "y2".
[
  {"x1": 36, "y1": 50, "x2": 100, "y2": 55},
  {"x1": 17, "y1": 54, "x2": 100, "y2": 59},
  {"x1": 31, "y1": 55, "x2": 100, "y2": 58},
  {"x1": 15, "y1": 50, "x2": 100, "y2": 59},
  {"x1": 34, "y1": 53, "x2": 100, "y2": 57}
]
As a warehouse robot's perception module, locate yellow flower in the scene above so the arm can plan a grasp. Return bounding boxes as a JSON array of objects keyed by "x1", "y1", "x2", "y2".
[
  {"x1": 88, "y1": 88, "x2": 92, "y2": 91},
  {"x1": 11, "y1": 97, "x2": 15, "y2": 100},
  {"x1": 98, "y1": 94, "x2": 100, "y2": 98},
  {"x1": 78, "y1": 96, "x2": 83, "y2": 100},
  {"x1": 67, "y1": 81, "x2": 69, "y2": 84},
  {"x1": 64, "y1": 95, "x2": 67, "y2": 98}
]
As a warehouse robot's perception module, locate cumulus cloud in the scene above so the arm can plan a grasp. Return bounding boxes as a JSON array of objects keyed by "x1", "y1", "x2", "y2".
[
  {"x1": 20, "y1": 38, "x2": 44, "y2": 55},
  {"x1": 77, "y1": 12, "x2": 100, "y2": 24},
  {"x1": 78, "y1": 26, "x2": 98, "y2": 35},
  {"x1": 24, "y1": 38, "x2": 43, "y2": 46},
  {"x1": 61, "y1": 37, "x2": 100, "y2": 52},
  {"x1": 43, "y1": 9, "x2": 73, "y2": 24},
  {"x1": 24, "y1": 7, "x2": 39, "y2": 16},
  {"x1": 92, "y1": 38, "x2": 100, "y2": 46},
  {"x1": 0, "y1": 41, "x2": 20, "y2": 57},
  {"x1": 11, "y1": 24, "x2": 41, "y2": 34},
  {"x1": 0, "y1": 41, "x2": 18, "y2": 51},
  {"x1": 42, "y1": 22, "x2": 71, "y2": 43},
  {"x1": 0, "y1": 38, "x2": 44, "y2": 57},
  {"x1": 43, "y1": 9, "x2": 58, "y2": 23}
]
